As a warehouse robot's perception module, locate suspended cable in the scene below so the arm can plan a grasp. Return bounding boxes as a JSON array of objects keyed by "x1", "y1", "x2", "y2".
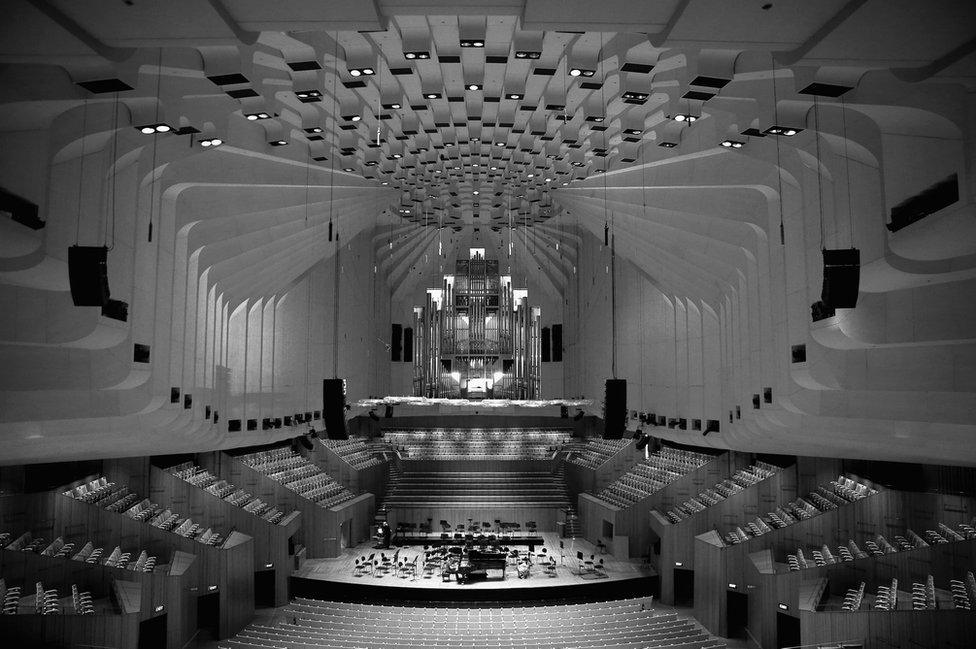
[
  {"x1": 771, "y1": 59, "x2": 786, "y2": 246},
  {"x1": 813, "y1": 95, "x2": 826, "y2": 248},
  {"x1": 107, "y1": 92, "x2": 120, "y2": 250},
  {"x1": 75, "y1": 98, "x2": 88, "y2": 245},
  {"x1": 840, "y1": 95, "x2": 855, "y2": 248}
]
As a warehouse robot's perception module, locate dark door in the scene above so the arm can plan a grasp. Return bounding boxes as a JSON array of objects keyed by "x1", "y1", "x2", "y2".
[
  {"x1": 255, "y1": 569, "x2": 276, "y2": 607},
  {"x1": 138, "y1": 613, "x2": 167, "y2": 649},
  {"x1": 726, "y1": 591, "x2": 748, "y2": 638},
  {"x1": 197, "y1": 592, "x2": 220, "y2": 640},
  {"x1": 673, "y1": 568, "x2": 694, "y2": 606},
  {"x1": 776, "y1": 611, "x2": 801, "y2": 648}
]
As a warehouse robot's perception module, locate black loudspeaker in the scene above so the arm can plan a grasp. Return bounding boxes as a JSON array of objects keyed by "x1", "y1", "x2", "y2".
[
  {"x1": 764, "y1": 387, "x2": 773, "y2": 403},
  {"x1": 391, "y1": 324, "x2": 402, "y2": 362},
  {"x1": 752, "y1": 394, "x2": 761, "y2": 409},
  {"x1": 323, "y1": 378, "x2": 348, "y2": 440},
  {"x1": 821, "y1": 248, "x2": 860, "y2": 309},
  {"x1": 384, "y1": 405, "x2": 393, "y2": 418},
  {"x1": 227, "y1": 419, "x2": 241, "y2": 432},
  {"x1": 246, "y1": 419, "x2": 257, "y2": 431},
  {"x1": 552, "y1": 324, "x2": 563, "y2": 362},
  {"x1": 403, "y1": 327, "x2": 413, "y2": 362},
  {"x1": 170, "y1": 387, "x2": 180, "y2": 403},
  {"x1": 791, "y1": 344, "x2": 806, "y2": 363},
  {"x1": 541, "y1": 327, "x2": 551, "y2": 362},
  {"x1": 68, "y1": 246, "x2": 110, "y2": 306},
  {"x1": 704, "y1": 419, "x2": 720, "y2": 435},
  {"x1": 560, "y1": 405, "x2": 568, "y2": 418},
  {"x1": 603, "y1": 379, "x2": 627, "y2": 439},
  {"x1": 183, "y1": 394, "x2": 192, "y2": 409},
  {"x1": 636, "y1": 434, "x2": 650, "y2": 450}
]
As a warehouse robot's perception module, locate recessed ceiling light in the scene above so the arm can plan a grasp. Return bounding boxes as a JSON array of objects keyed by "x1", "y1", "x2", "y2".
[
  {"x1": 350, "y1": 69, "x2": 361, "y2": 77},
  {"x1": 351, "y1": 115, "x2": 361, "y2": 122},
  {"x1": 720, "y1": 140, "x2": 744, "y2": 148},
  {"x1": 467, "y1": 83, "x2": 482, "y2": 91}
]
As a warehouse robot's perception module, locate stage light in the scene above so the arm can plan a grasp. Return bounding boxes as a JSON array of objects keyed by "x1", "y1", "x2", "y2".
[
  {"x1": 672, "y1": 113, "x2": 698, "y2": 123},
  {"x1": 507, "y1": 92, "x2": 523, "y2": 100},
  {"x1": 721, "y1": 140, "x2": 744, "y2": 148},
  {"x1": 426, "y1": 92, "x2": 441, "y2": 99},
  {"x1": 350, "y1": 115, "x2": 361, "y2": 122},
  {"x1": 467, "y1": 83, "x2": 482, "y2": 91}
]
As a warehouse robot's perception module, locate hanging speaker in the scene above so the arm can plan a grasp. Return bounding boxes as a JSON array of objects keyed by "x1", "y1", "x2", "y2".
[
  {"x1": 821, "y1": 248, "x2": 860, "y2": 309},
  {"x1": 603, "y1": 379, "x2": 627, "y2": 439},
  {"x1": 403, "y1": 327, "x2": 413, "y2": 362},
  {"x1": 551, "y1": 324, "x2": 563, "y2": 362},
  {"x1": 323, "y1": 378, "x2": 348, "y2": 439},
  {"x1": 541, "y1": 327, "x2": 551, "y2": 362},
  {"x1": 391, "y1": 324, "x2": 402, "y2": 362},
  {"x1": 68, "y1": 246, "x2": 110, "y2": 306}
]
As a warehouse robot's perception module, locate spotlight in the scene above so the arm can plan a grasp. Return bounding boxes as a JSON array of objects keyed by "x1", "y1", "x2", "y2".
[
  {"x1": 623, "y1": 128, "x2": 643, "y2": 135},
  {"x1": 199, "y1": 138, "x2": 223, "y2": 147},
  {"x1": 404, "y1": 51, "x2": 430, "y2": 60},
  {"x1": 269, "y1": 140, "x2": 288, "y2": 146},
  {"x1": 764, "y1": 126, "x2": 802, "y2": 136},
  {"x1": 658, "y1": 142, "x2": 677, "y2": 148},
  {"x1": 473, "y1": 190, "x2": 479, "y2": 195},
  {"x1": 342, "y1": 167, "x2": 355, "y2": 172},
  {"x1": 507, "y1": 92, "x2": 523, "y2": 100},
  {"x1": 362, "y1": 68, "x2": 374, "y2": 75},
  {"x1": 426, "y1": 92, "x2": 441, "y2": 99},
  {"x1": 304, "y1": 127, "x2": 323, "y2": 134},
  {"x1": 135, "y1": 123, "x2": 172, "y2": 134},
  {"x1": 295, "y1": 89, "x2": 322, "y2": 103},
  {"x1": 622, "y1": 91, "x2": 648, "y2": 101},
  {"x1": 515, "y1": 50, "x2": 541, "y2": 59},
  {"x1": 351, "y1": 115, "x2": 361, "y2": 122},
  {"x1": 672, "y1": 113, "x2": 698, "y2": 123},
  {"x1": 350, "y1": 69, "x2": 361, "y2": 77},
  {"x1": 391, "y1": 103, "x2": 401, "y2": 109},
  {"x1": 570, "y1": 68, "x2": 595, "y2": 77},
  {"x1": 460, "y1": 39, "x2": 484, "y2": 48},
  {"x1": 467, "y1": 83, "x2": 482, "y2": 91},
  {"x1": 721, "y1": 140, "x2": 744, "y2": 148},
  {"x1": 244, "y1": 112, "x2": 271, "y2": 121}
]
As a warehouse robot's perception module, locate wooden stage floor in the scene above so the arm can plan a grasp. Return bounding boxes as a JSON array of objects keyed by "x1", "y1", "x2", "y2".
[{"x1": 293, "y1": 533, "x2": 654, "y2": 592}]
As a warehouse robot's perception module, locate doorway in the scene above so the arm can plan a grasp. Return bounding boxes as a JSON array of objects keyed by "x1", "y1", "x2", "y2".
[
  {"x1": 137, "y1": 613, "x2": 166, "y2": 649},
  {"x1": 197, "y1": 592, "x2": 220, "y2": 640},
  {"x1": 726, "y1": 591, "x2": 748, "y2": 639},
  {"x1": 254, "y1": 569, "x2": 276, "y2": 608},
  {"x1": 673, "y1": 568, "x2": 694, "y2": 606},
  {"x1": 776, "y1": 611, "x2": 801, "y2": 648}
]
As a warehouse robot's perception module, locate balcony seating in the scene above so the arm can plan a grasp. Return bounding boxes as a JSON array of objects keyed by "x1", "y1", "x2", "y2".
[
  {"x1": 721, "y1": 475, "x2": 878, "y2": 545},
  {"x1": 63, "y1": 475, "x2": 228, "y2": 548},
  {"x1": 665, "y1": 463, "x2": 777, "y2": 523},
  {"x1": 238, "y1": 449, "x2": 356, "y2": 508},
  {"x1": 383, "y1": 471, "x2": 569, "y2": 509},
  {"x1": 385, "y1": 427, "x2": 572, "y2": 460},
  {"x1": 595, "y1": 448, "x2": 713, "y2": 508},
  {"x1": 215, "y1": 596, "x2": 725, "y2": 649},
  {"x1": 168, "y1": 462, "x2": 297, "y2": 524},
  {"x1": 321, "y1": 437, "x2": 384, "y2": 469},
  {"x1": 567, "y1": 438, "x2": 630, "y2": 469},
  {"x1": 822, "y1": 572, "x2": 976, "y2": 611}
]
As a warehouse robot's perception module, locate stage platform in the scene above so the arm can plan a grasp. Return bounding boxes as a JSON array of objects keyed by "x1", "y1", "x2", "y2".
[{"x1": 291, "y1": 533, "x2": 656, "y2": 603}]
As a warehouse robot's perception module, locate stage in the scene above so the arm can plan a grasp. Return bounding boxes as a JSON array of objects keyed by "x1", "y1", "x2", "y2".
[{"x1": 291, "y1": 533, "x2": 656, "y2": 602}]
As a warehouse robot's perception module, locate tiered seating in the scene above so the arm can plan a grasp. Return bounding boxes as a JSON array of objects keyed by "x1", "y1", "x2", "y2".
[
  {"x1": 168, "y1": 462, "x2": 297, "y2": 524},
  {"x1": 383, "y1": 471, "x2": 569, "y2": 508},
  {"x1": 782, "y1": 519, "x2": 976, "y2": 572},
  {"x1": 722, "y1": 475, "x2": 878, "y2": 545},
  {"x1": 595, "y1": 447, "x2": 713, "y2": 508},
  {"x1": 664, "y1": 463, "x2": 777, "y2": 522},
  {"x1": 3, "y1": 531, "x2": 158, "y2": 573},
  {"x1": 824, "y1": 572, "x2": 976, "y2": 611},
  {"x1": 0, "y1": 579, "x2": 100, "y2": 616},
  {"x1": 63, "y1": 475, "x2": 228, "y2": 547},
  {"x1": 237, "y1": 449, "x2": 355, "y2": 508},
  {"x1": 567, "y1": 438, "x2": 630, "y2": 469},
  {"x1": 321, "y1": 437, "x2": 383, "y2": 468},
  {"x1": 385, "y1": 428, "x2": 572, "y2": 459},
  {"x1": 217, "y1": 596, "x2": 725, "y2": 649}
]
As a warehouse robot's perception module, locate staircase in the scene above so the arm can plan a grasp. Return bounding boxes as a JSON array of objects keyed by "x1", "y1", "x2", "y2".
[{"x1": 564, "y1": 508, "x2": 582, "y2": 538}]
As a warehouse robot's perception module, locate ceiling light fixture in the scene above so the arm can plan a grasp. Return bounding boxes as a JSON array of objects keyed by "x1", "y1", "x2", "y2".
[
  {"x1": 569, "y1": 68, "x2": 595, "y2": 78},
  {"x1": 136, "y1": 123, "x2": 172, "y2": 134},
  {"x1": 672, "y1": 113, "x2": 698, "y2": 123},
  {"x1": 199, "y1": 138, "x2": 223, "y2": 147},
  {"x1": 467, "y1": 83, "x2": 482, "y2": 91},
  {"x1": 763, "y1": 126, "x2": 802, "y2": 136},
  {"x1": 244, "y1": 112, "x2": 270, "y2": 121},
  {"x1": 720, "y1": 139, "x2": 744, "y2": 148},
  {"x1": 404, "y1": 51, "x2": 430, "y2": 60}
]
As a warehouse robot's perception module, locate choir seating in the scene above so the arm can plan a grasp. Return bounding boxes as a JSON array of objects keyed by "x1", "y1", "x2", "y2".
[
  {"x1": 217, "y1": 596, "x2": 725, "y2": 649},
  {"x1": 237, "y1": 449, "x2": 356, "y2": 508},
  {"x1": 168, "y1": 462, "x2": 298, "y2": 524},
  {"x1": 383, "y1": 471, "x2": 569, "y2": 508},
  {"x1": 384, "y1": 427, "x2": 572, "y2": 460},
  {"x1": 595, "y1": 448, "x2": 713, "y2": 508},
  {"x1": 567, "y1": 438, "x2": 631, "y2": 469}
]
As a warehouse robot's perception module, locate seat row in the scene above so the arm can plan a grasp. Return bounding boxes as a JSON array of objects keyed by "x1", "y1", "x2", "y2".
[
  {"x1": 822, "y1": 571, "x2": 976, "y2": 611},
  {"x1": 322, "y1": 437, "x2": 384, "y2": 469},
  {"x1": 237, "y1": 449, "x2": 356, "y2": 508},
  {"x1": 2, "y1": 531, "x2": 158, "y2": 573},
  {"x1": 596, "y1": 448, "x2": 713, "y2": 508},
  {"x1": 168, "y1": 462, "x2": 296, "y2": 524},
  {"x1": 62, "y1": 475, "x2": 227, "y2": 547},
  {"x1": 0, "y1": 578, "x2": 96, "y2": 616},
  {"x1": 567, "y1": 438, "x2": 631, "y2": 469},
  {"x1": 664, "y1": 463, "x2": 777, "y2": 523}
]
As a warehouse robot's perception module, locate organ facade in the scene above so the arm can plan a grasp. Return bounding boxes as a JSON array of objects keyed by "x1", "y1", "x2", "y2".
[{"x1": 413, "y1": 249, "x2": 541, "y2": 399}]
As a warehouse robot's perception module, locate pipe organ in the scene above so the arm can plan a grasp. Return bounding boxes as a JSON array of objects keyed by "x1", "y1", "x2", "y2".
[{"x1": 413, "y1": 249, "x2": 541, "y2": 399}]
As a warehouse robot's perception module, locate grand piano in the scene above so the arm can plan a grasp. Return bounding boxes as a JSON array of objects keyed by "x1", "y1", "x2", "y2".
[{"x1": 457, "y1": 549, "x2": 507, "y2": 582}]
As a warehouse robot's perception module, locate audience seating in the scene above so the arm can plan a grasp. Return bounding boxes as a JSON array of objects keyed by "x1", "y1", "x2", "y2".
[
  {"x1": 664, "y1": 463, "x2": 777, "y2": 523},
  {"x1": 821, "y1": 572, "x2": 975, "y2": 611},
  {"x1": 567, "y1": 438, "x2": 630, "y2": 469},
  {"x1": 321, "y1": 437, "x2": 384, "y2": 469},
  {"x1": 237, "y1": 449, "x2": 355, "y2": 508},
  {"x1": 782, "y1": 519, "x2": 976, "y2": 572},
  {"x1": 382, "y1": 471, "x2": 569, "y2": 509},
  {"x1": 168, "y1": 462, "x2": 297, "y2": 524},
  {"x1": 216, "y1": 596, "x2": 726, "y2": 649},
  {"x1": 0, "y1": 578, "x2": 103, "y2": 616},
  {"x1": 63, "y1": 475, "x2": 228, "y2": 547},
  {"x1": 595, "y1": 448, "x2": 713, "y2": 508},
  {"x1": 385, "y1": 428, "x2": 572, "y2": 460},
  {"x1": 722, "y1": 475, "x2": 878, "y2": 545},
  {"x1": 3, "y1": 531, "x2": 159, "y2": 573}
]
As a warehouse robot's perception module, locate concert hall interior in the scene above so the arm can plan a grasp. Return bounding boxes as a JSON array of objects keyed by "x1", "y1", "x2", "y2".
[{"x1": 1, "y1": 1, "x2": 975, "y2": 648}]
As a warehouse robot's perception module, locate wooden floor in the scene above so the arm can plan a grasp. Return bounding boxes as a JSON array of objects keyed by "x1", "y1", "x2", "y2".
[{"x1": 293, "y1": 533, "x2": 654, "y2": 591}]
